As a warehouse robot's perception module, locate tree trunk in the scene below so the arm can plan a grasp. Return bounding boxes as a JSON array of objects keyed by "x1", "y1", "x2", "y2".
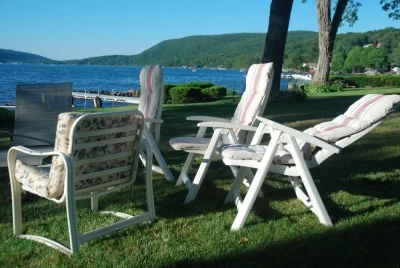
[
  {"x1": 261, "y1": 0, "x2": 294, "y2": 91},
  {"x1": 313, "y1": 0, "x2": 348, "y2": 85}
]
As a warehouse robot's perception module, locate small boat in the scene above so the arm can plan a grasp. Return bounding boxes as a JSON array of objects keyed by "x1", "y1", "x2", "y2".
[
  {"x1": 290, "y1": 74, "x2": 312, "y2": 81},
  {"x1": 192, "y1": 68, "x2": 196, "y2": 72}
]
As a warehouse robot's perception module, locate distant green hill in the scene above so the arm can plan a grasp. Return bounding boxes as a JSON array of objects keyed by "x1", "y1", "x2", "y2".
[
  {"x1": 2, "y1": 28, "x2": 399, "y2": 68},
  {"x1": 0, "y1": 49, "x2": 54, "y2": 63},
  {"x1": 70, "y1": 31, "x2": 318, "y2": 69}
]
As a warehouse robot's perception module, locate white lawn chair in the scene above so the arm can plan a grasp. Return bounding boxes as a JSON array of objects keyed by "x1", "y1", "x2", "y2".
[
  {"x1": 138, "y1": 65, "x2": 174, "y2": 181},
  {"x1": 8, "y1": 110, "x2": 156, "y2": 254},
  {"x1": 169, "y1": 63, "x2": 274, "y2": 203},
  {"x1": 216, "y1": 94, "x2": 400, "y2": 230}
]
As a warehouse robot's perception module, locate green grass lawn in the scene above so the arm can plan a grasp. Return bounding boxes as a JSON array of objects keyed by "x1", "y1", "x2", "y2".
[{"x1": 1, "y1": 88, "x2": 400, "y2": 267}]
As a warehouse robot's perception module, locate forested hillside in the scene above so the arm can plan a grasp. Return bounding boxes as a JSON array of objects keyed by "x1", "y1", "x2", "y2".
[
  {"x1": 284, "y1": 27, "x2": 400, "y2": 72},
  {"x1": 1, "y1": 28, "x2": 399, "y2": 70},
  {"x1": 70, "y1": 31, "x2": 318, "y2": 69},
  {"x1": 0, "y1": 49, "x2": 53, "y2": 63}
]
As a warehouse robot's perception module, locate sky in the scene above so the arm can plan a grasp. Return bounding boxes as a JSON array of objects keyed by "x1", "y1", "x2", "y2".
[{"x1": 0, "y1": 0, "x2": 398, "y2": 61}]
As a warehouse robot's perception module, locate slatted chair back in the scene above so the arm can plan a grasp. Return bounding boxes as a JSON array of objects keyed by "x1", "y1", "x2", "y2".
[{"x1": 13, "y1": 82, "x2": 72, "y2": 147}]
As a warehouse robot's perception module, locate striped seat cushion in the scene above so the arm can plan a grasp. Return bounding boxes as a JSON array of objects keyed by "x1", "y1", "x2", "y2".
[
  {"x1": 169, "y1": 137, "x2": 221, "y2": 151},
  {"x1": 219, "y1": 94, "x2": 400, "y2": 164}
]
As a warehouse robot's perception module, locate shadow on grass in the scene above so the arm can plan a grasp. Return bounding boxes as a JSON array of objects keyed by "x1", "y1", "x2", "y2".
[{"x1": 170, "y1": 217, "x2": 400, "y2": 268}]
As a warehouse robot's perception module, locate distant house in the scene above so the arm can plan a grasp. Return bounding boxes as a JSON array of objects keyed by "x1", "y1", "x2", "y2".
[
  {"x1": 302, "y1": 62, "x2": 317, "y2": 71},
  {"x1": 363, "y1": 42, "x2": 382, "y2": 48},
  {"x1": 392, "y1": 67, "x2": 400, "y2": 75}
]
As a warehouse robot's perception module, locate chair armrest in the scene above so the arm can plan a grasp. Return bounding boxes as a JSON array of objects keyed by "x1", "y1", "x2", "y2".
[
  {"x1": 145, "y1": 118, "x2": 163, "y2": 124},
  {"x1": 187, "y1": 116, "x2": 230, "y2": 123},
  {"x1": 256, "y1": 116, "x2": 341, "y2": 154},
  {"x1": 197, "y1": 121, "x2": 258, "y2": 132},
  {"x1": 8, "y1": 146, "x2": 62, "y2": 158}
]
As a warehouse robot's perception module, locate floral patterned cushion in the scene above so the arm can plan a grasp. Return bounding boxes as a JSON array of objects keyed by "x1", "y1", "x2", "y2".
[
  {"x1": 15, "y1": 112, "x2": 142, "y2": 200},
  {"x1": 15, "y1": 160, "x2": 53, "y2": 198}
]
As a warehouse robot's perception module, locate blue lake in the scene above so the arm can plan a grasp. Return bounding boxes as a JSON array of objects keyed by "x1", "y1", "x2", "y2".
[{"x1": 0, "y1": 63, "x2": 290, "y2": 108}]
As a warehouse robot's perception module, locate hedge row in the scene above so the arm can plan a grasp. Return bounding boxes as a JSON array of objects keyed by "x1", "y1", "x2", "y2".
[
  {"x1": 330, "y1": 75, "x2": 400, "y2": 88},
  {"x1": 164, "y1": 82, "x2": 227, "y2": 104}
]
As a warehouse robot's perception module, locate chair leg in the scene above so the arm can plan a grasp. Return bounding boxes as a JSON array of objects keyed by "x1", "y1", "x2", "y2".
[
  {"x1": 144, "y1": 151, "x2": 156, "y2": 222},
  {"x1": 183, "y1": 129, "x2": 223, "y2": 203},
  {"x1": 176, "y1": 152, "x2": 196, "y2": 187},
  {"x1": 11, "y1": 182, "x2": 23, "y2": 236},
  {"x1": 231, "y1": 130, "x2": 282, "y2": 231},
  {"x1": 150, "y1": 144, "x2": 175, "y2": 182},
  {"x1": 143, "y1": 126, "x2": 175, "y2": 182},
  {"x1": 91, "y1": 195, "x2": 99, "y2": 212},
  {"x1": 140, "y1": 139, "x2": 156, "y2": 221},
  {"x1": 291, "y1": 173, "x2": 332, "y2": 226},
  {"x1": 8, "y1": 151, "x2": 23, "y2": 236},
  {"x1": 287, "y1": 136, "x2": 332, "y2": 226},
  {"x1": 61, "y1": 167, "x2": 80, "y2": 254},
  {"x1": 183, "y1": 157, "x2": 212, "y2": 204},
  {"x1": 224, "y1": 166, "x2": 248, "y2": 209}
]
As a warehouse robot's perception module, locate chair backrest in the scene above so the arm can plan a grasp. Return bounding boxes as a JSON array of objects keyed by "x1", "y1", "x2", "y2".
[
  {"x1": 13, "y1": 82, "x2": 72, "y2": 147},
  {"x1": 229, "y1": 63, "x2": 274, "y2": 143},
  {"x1": 290, "y1": 94, "x2": 400, "y2": 167},
  {"x1": 47, "y1": 111, "x2": 145, "y2": 200},
  {"x1": 138, "y1": 65, "x2": 164, "y2": 138}
]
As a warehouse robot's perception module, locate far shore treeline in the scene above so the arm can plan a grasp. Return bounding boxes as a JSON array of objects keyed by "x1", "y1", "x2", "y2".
[{"x1": 1, "y1": 28, "x2": 399, "y2": 71}]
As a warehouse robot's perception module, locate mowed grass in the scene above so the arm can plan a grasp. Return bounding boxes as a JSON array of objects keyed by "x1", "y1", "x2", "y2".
[{"x1": 1, "y1": 88, "x2": 400, "y2": 267}]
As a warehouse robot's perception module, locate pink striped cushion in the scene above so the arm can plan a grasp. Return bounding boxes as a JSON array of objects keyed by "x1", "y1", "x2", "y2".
[
  {"x1": 307, "y1": 94, "x2": 400, "y2": 142},
  {"x1": 219, "y1": 94, "x2": 400, "y2": 164},
  {"x1": 230, "y1": 63, "x2": 273, "y2": 143},
  {"x1": 344, "y1": 94, "x2": 400, "y2": 122},
  {"x1": 138, "y1": 65, "x2": 163, "y2": 120}
]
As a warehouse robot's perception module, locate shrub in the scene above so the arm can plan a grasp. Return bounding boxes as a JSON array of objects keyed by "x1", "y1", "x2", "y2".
[
  {"x1": 164, "y1": 84, "x2": 176, "y2": 104},
  {"x1": 303, "y1": 80, "x2": 344, "y2": 93},
  {"x1": 0, "y1": 108, "x2": 14, "y2": 124},
  {"x1": 201, "y1": 86, "x2": 227, "y2": 101},
  {"x1": 328, "y1": 76, "x2": 358, "y2": 87},
  {"x1": 185, "y1": 81, "x2": 214, "y2": 89},
  {"x1": 268, "y1": 88, "x2": 307, "y2": 103},
  {"x1": 330, "y1": 75, "x2": 400, "y2": 88},
  {"x1": 169, "y1": 86, "x2": 202, "y2": 104}
]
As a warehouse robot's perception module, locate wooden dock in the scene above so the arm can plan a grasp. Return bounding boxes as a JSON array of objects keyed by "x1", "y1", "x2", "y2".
[
  {"x1": 1, "y1": 92, "x2": 140, "y2": 109},
  {"x1": 72, "y1": 92, "x2": 140, "y2": 104}
]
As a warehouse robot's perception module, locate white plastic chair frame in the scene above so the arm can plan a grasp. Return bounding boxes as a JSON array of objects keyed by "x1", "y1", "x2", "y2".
[
  {"x1": 220, "y1": 112, "x2": 397, "y2": 230},
  {"x1": 172, "y1": 63, "x2": 274, "y2": 203},
  {"x1": 179, "y1": 121, "x2": 259, "y2": 204},
  {"x1": 8, "y1": 111, "x2": 156, "y2": 255}
]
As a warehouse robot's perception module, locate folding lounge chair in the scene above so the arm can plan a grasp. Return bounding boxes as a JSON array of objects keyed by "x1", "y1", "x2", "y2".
[
  {"x1": 7, "y1": 110, "x2": 156, "y2": 254},
  {"x1": 0, "y1": 82, "x2": 72, "y2": 167},
  {"x1": 138, "y1": 65, "x2": 174, "y2": 181},
  {"x1": 216, "y1": 94, "x2": 400, "y2": 230},
  {"x1": 169, "y1": 63, "x2": 274, "y2": 203}
]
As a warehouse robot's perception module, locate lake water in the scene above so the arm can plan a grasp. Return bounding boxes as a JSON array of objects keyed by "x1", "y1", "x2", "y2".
[{"x1": 0, "y1": 63, "x2": 290, "y2": 108}]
